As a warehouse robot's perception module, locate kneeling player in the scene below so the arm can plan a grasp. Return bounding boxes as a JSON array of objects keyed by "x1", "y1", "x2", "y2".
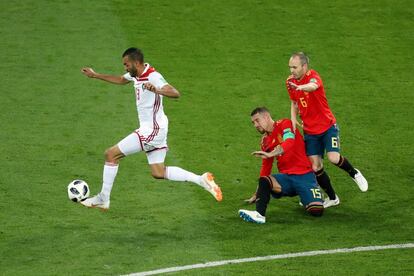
[{"x1": 239, "y1": 107, "x2": 323, "y2": 224}]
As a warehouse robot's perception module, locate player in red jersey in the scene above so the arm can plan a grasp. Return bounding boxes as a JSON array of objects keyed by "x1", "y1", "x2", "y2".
[
  {"x1": 238, "y1": 107, "x2": 324, "y2": 224},
  {"x1": 286, "y1": 52, "x2": 368, "y2": 208}
]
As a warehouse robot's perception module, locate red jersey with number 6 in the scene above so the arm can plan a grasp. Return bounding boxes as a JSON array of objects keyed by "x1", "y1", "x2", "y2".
[
  {"x1": 259, "y1": 119, "x2": 313, "y2": 177},
  {"x1": 286, "y1": 69, "x2": 336, "y2": 135}
]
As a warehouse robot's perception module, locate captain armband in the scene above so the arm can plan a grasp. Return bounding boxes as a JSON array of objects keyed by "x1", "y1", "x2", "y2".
[{"x1": 282, "y1": 128, "x2": 295, "y2": 141}]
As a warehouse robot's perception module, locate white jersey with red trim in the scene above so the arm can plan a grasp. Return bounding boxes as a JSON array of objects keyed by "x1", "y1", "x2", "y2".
[{"x1": 123, "y1": 63, "x2": 169, "y2": 130}]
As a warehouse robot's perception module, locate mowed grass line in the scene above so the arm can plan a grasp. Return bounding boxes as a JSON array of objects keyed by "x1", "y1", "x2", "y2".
[{"x1": 0, "y1": 0, "x2": 413, "y2": 275}]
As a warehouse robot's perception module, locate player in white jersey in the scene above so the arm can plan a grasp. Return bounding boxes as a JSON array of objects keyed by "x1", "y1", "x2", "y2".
[{"x1": 80, "y1": 47, "x2": 222, "y2": 210}]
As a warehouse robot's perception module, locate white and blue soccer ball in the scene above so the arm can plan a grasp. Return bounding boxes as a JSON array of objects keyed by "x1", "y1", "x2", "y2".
[{"x1": 67, "y1": 179, "x2": 90, "y2": 202}]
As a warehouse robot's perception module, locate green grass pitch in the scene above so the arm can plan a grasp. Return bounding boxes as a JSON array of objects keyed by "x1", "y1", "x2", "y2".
[{"x1": 1, "y1": 0, "x2": 413, "y2": 275}]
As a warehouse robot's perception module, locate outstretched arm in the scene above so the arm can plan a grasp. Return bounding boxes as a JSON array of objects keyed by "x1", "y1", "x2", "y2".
[
  {"x1": 252, "y1": 145, "x2": 284, "y2": 159},
  {"x1": 144, "y1": 83, "x2": 180, "y2": 98},
  {"x1": 81, "y1": 67, "x2": 130, "y2": 85},
  {"x1": 288, "y1": 81, "x2": 318, "y2": 92}
]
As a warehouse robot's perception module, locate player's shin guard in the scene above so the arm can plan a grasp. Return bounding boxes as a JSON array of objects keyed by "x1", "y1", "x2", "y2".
[
  {"x1": 306, "y1": 204, "x2": 324, "y2": 217},
  {"x1": 256, "y1": 176, "x2": 272, "y2": 217},
  {"x1": 335, "y1": 155, "x2": 358, "y2": 177},
  {"x1": 315, "y1": 168, "x2": 336, "y2": 200}
]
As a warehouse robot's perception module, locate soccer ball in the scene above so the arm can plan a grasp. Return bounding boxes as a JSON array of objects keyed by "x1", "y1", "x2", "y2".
[{"x1": 67, "y1": 180, "x2": 90, "y2": 202}]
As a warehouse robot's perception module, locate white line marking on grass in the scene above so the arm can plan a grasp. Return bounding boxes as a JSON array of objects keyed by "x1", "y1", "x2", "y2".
[{"x1": 122, "y1": 243, "x2": 414, "y2": 276}]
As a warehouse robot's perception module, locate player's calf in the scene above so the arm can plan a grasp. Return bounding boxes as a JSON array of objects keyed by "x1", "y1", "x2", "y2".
[
  {"x1": 150, "y1": 163, "x2": 166, "y2": 179},
  {"x1": 255, "y1": 176, "x2": 275, "y2": 216},
  {"x1": 315, "y1": 168, "x2": 336, "y2": 200}
]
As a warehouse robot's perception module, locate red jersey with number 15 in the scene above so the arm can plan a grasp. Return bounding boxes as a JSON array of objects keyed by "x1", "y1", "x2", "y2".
[
  {"x1": 259, "y1": 119, "x2": 312, "y2": 177},
  {"x1": 286, "y1": 69, "x2": 336, "y2": 135}
]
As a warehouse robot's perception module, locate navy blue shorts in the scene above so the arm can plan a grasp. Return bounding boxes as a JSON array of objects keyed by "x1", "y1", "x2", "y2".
[
  {"x1": 271, "y1": 172, "x2": 323, "y2": 206},
  {"x1": 304, "y1": 124, "x2": 340, "y2": 156}
]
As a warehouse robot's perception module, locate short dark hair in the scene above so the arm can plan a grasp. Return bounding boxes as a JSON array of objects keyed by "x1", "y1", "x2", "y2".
[
  {"x1": 251, "y1": 106, "x2": 270, "y2": 116},
  {"x1": 291, "y1": 52, "x2": 309, "y2": 66},
  {"x1": 122, "y1": 47, "x2": 144, "y2": 63}
]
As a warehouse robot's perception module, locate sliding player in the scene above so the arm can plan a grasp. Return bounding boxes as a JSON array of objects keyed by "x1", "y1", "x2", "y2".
[{"x1": 239, "y1": 107, "x2": 324, "y2": 224}]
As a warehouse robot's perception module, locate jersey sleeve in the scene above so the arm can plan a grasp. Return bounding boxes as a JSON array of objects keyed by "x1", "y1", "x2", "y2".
[
  {"x1": 260, "y1": 157, "x2": 274, "y2": 177},
  {"x1": 123, "y1": 72, "x2": 134, "y2": 82},
  {"x1": 148, "y1": 72, "x2": 169, "y2": 90},
  {"x1": 309, "y1": 71, "x2": 323, "y2": 88},
  {"x1": 278, "y1": 120, "x2": 295, "y2": 154},
  {"x1": 259, "y1": 137, "x2": 274, "y2": 176}
]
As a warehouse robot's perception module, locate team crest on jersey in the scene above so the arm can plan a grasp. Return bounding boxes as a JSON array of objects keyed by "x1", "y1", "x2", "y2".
[{"x1": 310, "y1": 78, "x2": 317, "y2": 83}]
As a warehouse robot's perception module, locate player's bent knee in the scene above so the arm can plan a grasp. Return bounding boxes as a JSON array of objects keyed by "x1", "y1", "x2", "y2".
[
  {"x1": 306, "y1": 203, "x2": 324, "y2": 217},
  {"x1": 327, "y1": 153, "x2": 340, "y2": 164},
  {"x1": 105, "y1": 146, "x2": 123, "y2": 163},
  {"x1": 259, "y1": 176, "x2": 281, "y2": 193},
  {"x1": 104, "y1": 148, "x2": 114, "y2": 161},
  {"x1": 150, "y1": 163, "x2": 166, "y2": 179},
  {"x1": 259, "y1": 176, "x2": 273, "y2": 190},
  {"x1": 312, "y1": 164, "x2": 323, "y2": 172},
  {"x1": 151, "y1": 172, "x2": 165, "y2": 179}
]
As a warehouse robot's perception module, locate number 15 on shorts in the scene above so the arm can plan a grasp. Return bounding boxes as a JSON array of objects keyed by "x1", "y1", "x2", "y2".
[{"x1": 311, "y1": 188, "x2": 322, "y2": 199}]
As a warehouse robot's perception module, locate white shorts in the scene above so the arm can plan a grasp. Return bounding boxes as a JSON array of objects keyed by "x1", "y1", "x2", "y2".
[{"x1": 117, "y1": 128, "x2": 168, "y2": 164}]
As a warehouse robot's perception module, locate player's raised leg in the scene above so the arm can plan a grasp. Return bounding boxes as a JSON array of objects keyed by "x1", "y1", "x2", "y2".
[
  {"x1": 327, "y1": 152, "x2": 368, "y2": 192},
  {"x1": 324, "y1": 126, "x2": 368, "y2": 192},
  {"x1": 147, "y1": 149, "x2": 222, "y2": 201},
  {"x1": 165, "y1": 166, "x2": 222, "y2": 201}
]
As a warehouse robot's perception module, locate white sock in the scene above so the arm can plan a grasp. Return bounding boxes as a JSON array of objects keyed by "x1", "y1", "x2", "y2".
[
  {"x1": 100, "y1": 162, "x2": 119, "y2": 201},
  {"x1": 165, "y1": 166, "x2": 206, "y2": 188}
]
